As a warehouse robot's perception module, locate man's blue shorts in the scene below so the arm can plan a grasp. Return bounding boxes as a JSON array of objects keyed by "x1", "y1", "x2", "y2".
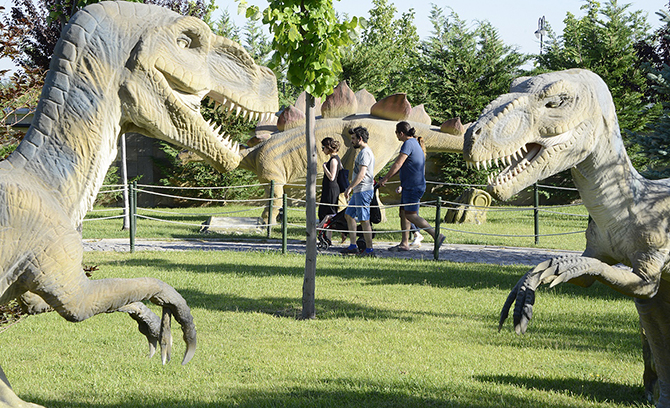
[
  {"x1": 401, "y1": 187, "x2": 425, "y2": 213},
  {"x1": 345, "y1": 190, "x2": 374, "y2": 222}
]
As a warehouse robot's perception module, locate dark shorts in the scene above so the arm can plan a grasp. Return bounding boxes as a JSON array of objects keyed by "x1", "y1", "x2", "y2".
[
  {"x1": 345, "y1": 190, "x2": 374, "y2": 222},
  {"x1": 401, "y1": 187, "x2": 425, "y2": 213}
]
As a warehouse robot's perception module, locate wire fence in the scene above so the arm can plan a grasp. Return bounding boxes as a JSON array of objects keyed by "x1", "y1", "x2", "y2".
[{"x1": 85, "y1": 179, "x2": 588, "y2": 258}]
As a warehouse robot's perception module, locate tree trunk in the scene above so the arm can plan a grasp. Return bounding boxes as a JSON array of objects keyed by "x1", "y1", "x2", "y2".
[{"x1": 302, "y1": 92, "x2": 318, "y2": 319}]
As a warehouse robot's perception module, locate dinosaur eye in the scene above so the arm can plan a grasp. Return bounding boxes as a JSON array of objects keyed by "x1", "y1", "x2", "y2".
[
  {"x1": 177, "y1": 35, "x2": 191, "y2": 49},
  {"x1": 545, "y1": 96, "x2": 564, "y2": 108}
]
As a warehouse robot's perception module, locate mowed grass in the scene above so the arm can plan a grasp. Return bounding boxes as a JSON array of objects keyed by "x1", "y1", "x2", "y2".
[
  {"x1": 83, "y1": 203, "x2": 589, "y2": 251},
  {"x1": 0, "y1": 250, "x2": 649, "y2": 408}
]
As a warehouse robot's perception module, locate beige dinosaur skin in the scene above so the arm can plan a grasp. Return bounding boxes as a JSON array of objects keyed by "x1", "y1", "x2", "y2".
[
  {"x1": 240, "y1": 115, "x2": 464, "y2": 220},
  {"x1": 464, "y1": 68, "x2": 670, "y2": 407},
  {"x1": 0, "y1": 2, "x2": 277, "y2": 407}
]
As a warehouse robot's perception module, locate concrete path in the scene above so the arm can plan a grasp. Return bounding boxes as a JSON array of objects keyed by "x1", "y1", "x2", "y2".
[{"x1": 83, "y1": 238, "x2": 582, "y2": 267}]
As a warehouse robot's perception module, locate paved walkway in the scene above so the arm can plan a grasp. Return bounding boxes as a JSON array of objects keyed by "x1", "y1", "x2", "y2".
[{"x1": 83, "y1": 238, "x2": 582, "y2": 267}]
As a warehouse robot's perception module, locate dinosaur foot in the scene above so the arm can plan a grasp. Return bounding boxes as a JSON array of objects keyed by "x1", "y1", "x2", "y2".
[{"x1": 152, "y1": 291, "x2": 196, "y2": 366}]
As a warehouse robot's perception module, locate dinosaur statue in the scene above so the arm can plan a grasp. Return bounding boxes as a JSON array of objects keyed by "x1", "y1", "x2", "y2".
[
  {"x1": 464, "y1": 68, "x2": 670, "y2": 407},
  {"x1": 181, "y1": 81, "x2": 465, "y2": 221},
  {"x1": 0, "y1": 1, "x2": 277, "y2": 406}
]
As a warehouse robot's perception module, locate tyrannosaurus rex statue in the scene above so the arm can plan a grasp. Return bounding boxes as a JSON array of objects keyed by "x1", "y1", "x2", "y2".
[
  {"x1": 0, "y1": 1, "x2": 277, "y2": 406},
  {"x1": 464, "y1": 68, "x2": 670, "y2": 407}
]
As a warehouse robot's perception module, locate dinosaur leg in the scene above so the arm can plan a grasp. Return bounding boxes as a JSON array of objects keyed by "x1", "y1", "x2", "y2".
[
  {"x1": 34, "y1": 273, "x2": 195, "y2": 365},
  {"x1": 25, "y1": 239, "x2": 195, "y2": 365},
  {"x1": 17, "y1": 292, "x2": 161, "y2": 358},
  {"x1": 261, "y1": 181, "x2": 284, "y2": 224},
  {"x1": 17, "y1": 292, "x2": 52, "y2": 314},
  {"x1": 635, "y1": 281, "x2": 670, "y2": 408}
]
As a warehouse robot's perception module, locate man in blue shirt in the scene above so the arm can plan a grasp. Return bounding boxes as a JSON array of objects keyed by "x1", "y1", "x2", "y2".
[
  {"x1": 342, "y1": 126, "x2": 375, "y2": 256},
  {"x1": 379, "y1": 121, "x2": 446, "y2": 251}
]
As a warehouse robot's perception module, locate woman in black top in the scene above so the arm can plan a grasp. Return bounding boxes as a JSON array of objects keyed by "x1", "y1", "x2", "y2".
[{"x1": 319, "y1": 137, "x2": 343, "y2": 227}]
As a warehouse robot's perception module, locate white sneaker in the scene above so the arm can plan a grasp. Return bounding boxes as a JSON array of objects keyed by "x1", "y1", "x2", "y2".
[{"x1": 410, "y1": 232, "x2": 424, "y2": 248}]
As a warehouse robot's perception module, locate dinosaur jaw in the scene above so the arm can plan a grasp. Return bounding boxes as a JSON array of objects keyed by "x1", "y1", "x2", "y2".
[
  {"x1": 122, "y1": 15, "x2": 278, "y2": 173},
  {"x1": 466, "y1": 123, "x2": 589, "y2": 200}
]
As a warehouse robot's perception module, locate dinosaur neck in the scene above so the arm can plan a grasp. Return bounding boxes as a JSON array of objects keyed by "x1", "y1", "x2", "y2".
[
  {"x1": 239, "y1": 145, "x2": 259, "y2": 172},
  {"x1": 571, "y1": 124, "x2": 644, "y2": 232},
  {"x1": 4, "y1": 59, "x2": 122, "y2": 227}
]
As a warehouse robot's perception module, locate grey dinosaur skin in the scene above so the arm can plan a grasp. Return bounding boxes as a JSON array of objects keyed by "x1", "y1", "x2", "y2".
[
  {"x1": 0, "y1": 2, "x2": 277, "y2": 406},
  {"x1": 465, "y1": 68, "x2": 670, "y2": 407}
]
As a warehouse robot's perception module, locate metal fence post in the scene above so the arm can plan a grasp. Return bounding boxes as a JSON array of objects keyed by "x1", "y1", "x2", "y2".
[
  {"x1": 267, "y1": 180, "x2": 274, "y2": 238},
  {"x1": 282, "y1": 193, "x2": 287, "y2": 254},
  {"x1": 434, "y1": 196, "x2": 442, "y2": 261},
  {"x1": 129, "y1": 181, "x2": 136, "y2": 252},
  {"x1": 534, "y1": 182, "x2": 540, "y2": 245}
]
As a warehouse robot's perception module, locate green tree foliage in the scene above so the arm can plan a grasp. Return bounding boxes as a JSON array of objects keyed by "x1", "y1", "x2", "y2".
[
  {"x1": 419, "y1": 6, "x2": 530, "y2": 198},
  {"x1": 242, "y1": 0, "x2": 358, "y2": 99},
  {"x1": 340, "y1": 0, "x2": 420, "y2": 98},
  {"x1": 207, "y1": 8, "x2": 241, "y2": 41},
  {"x1": 419, "y1": 6, "x2": 529, "y2": 124},
  {"x1": 537, "y1": 0, "x2": 657, "y2": 169},
  {"x1": 632, "y1": 7, "x2": 670, "y2": 178}
]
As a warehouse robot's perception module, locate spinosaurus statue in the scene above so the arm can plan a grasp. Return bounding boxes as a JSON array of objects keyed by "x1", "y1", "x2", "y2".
[
  {"x1": 464, "y1": 68, "x2": 670, "y2": 407},
  {"x1": 0, "y1": 1, "x2": 277, "y2": 406},
  {"x1": 180, "y1": 81, "x2": 465, "y2": 221}
]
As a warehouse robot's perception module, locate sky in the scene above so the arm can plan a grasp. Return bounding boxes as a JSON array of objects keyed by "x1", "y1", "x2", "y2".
[{"x1": 1, "y1": 0, "x2": 668, "y2": 74}]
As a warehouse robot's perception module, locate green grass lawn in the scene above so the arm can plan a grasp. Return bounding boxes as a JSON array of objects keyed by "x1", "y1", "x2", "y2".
[
  {"x1": 0, "y1": 250, "x2": 649, "y2": 407},
  {"x1": 83, "y1": 203, "x2": 589, "y2": 251}
]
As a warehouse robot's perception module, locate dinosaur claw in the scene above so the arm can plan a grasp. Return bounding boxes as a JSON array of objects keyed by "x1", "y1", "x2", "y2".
[
  {"x1": 160, "y1": 307, "x2": 173, "y2": 365},
  {"x1": 532, "y1": 259, "x2": 552, "y2": 273},
  {"x1": 539, "y1": 265, "x2": 558, "y2": 283},
  {"x1": 182, "y1": 339, "x2": 196, "y2": 365},
  {"x1": 148, "y1": 339, "x2": 157, "y2": 359}
]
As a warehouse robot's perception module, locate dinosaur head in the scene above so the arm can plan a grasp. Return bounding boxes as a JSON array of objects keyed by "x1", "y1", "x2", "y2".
[
  {"x1": 116, "y1": 2, "x2": 278, "y2": 172},
  {"x1": 464, "y1": 69, "x2": 615, "y2": 200}
]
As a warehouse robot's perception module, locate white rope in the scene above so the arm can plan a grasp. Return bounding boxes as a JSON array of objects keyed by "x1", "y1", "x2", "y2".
[
  {"x1": 137, "y1": 183, "x2": 269, "y2": 190},
  {"x1": 88, "y1": 208, "x2": 124, "y2": 213},
  {"x1": 137, "y1": 188, "x2": 271, "y2": 203},
  {"x1": 138, "y1": 206, "x2": 265, "y2": 216},
  {"x1": 82, "y1": 215, "x2": 124, "y2": 222},
  {"x1": 137, "y1": 214, "x2": 279, "y2": 229}
]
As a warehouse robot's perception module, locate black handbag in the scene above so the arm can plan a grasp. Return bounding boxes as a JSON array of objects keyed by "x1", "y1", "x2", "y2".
[{"x1": 337, "y1": 168, "x2": 349, "y2": 192}]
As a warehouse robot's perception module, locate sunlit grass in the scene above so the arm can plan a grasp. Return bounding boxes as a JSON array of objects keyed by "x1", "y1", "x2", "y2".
[{"x1": 0, "y1": 250, "x2": 648, "y2": 407}]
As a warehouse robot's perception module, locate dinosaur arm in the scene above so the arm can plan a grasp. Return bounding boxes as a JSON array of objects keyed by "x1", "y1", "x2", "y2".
[{"x1": 499, "y1": 254, "x2": 663, "y2": 334}]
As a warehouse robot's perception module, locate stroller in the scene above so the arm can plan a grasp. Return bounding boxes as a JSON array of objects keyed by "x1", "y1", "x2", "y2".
[{"x1": 317, "y1": 185, "x2": 381, "y2": 252}]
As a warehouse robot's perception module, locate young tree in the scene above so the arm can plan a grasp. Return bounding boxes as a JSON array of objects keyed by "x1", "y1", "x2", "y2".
[{"x1": 240, "y1": 0, "x2": 358, "y2": 319}]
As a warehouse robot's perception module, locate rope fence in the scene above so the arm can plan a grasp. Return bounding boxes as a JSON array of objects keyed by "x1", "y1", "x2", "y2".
[{"x1": 86, "y1": 180, "x2": 588, "y2": 257}]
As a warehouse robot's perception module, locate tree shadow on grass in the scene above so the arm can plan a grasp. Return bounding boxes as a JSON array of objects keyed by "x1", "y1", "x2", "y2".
[
  {"x1": 96, "y1": 253, "x2": 629, "y2": 304},
  {"x1": 475, "y1": 374, "x2": 648, "y2": 407},
  {"x1": 28, "y1": 375, "x2": 649, "y2": 408}
]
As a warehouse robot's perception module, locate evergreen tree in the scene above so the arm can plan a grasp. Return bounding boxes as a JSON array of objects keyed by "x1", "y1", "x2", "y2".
[
  {"x1": 418, "y1": 6, "x2": 530, "y2": 198},
  {"x1": 339, "y1": 0, "x2": 420, "y2": 99},
  {"x1": 538, "y1": 0, "x2": 657, "y2": 169},
  {"x1": 633, "y1": 7, "x2": 670, "y2": 178}
]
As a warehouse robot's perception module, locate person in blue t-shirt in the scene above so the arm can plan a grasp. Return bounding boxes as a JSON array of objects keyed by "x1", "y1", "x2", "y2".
[{"x1": 379, "y1": 121, "x2": 446, "y2": 252}]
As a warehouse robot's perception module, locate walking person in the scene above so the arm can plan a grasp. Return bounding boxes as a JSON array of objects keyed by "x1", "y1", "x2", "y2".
[
  {"x1": 319, "y1": 137, "x2": 343, "y2": 245},
  {"x1": 379, "y1": 121, "x2": 446, "y2": 251},
  {"x1": 342, "y1": 126, "x2": 375, "y2": 256}
]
